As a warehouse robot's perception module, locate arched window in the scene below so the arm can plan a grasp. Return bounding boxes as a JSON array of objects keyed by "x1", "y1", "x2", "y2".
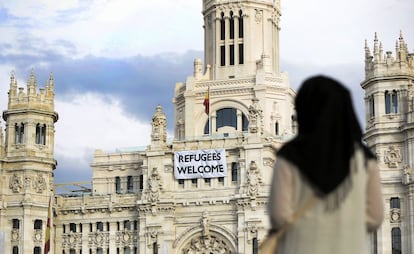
[
  {"x1": 385, "y1": 90, "x2": 391, "y2": 114},
  {"x1": 369, "y1": 95, "x2": 375, "y2": 118},
  {"x1": 220, "y1": 12, "x2": 226, "y2": 66},
  {"x1": 217, "y1": 108, "x2": 237, "y2": 129},
  {"x1": 239, "y1": 10, "x2": 244, "y2": 38},
  {"x1": 391, "y1": 227, "x2": 402, "y2": 254},
  {"x1": 392, "y1": 90, "x2": 398, "y2": 113},
  {"x1": 204, "y1": 108, "x2": 248, "y2": 134},
  {"x1": 15, "y1": 123, "x2": 25, "y2": 144},
  {"x1": 238, "y1": 10, "x2": 244, "y2": 64},
  {"x1": 220, "y1": 12, "x2": 225, "y2": 40},
  {"x1": 229, "y1": 11, "x2": 234, "y2": 39},
  {"x1": 13, "y1": 246, "x2": 18, "y2": 254},
  {"x1": 35, "y1": 123, "x2": 46, "y2": 145}
]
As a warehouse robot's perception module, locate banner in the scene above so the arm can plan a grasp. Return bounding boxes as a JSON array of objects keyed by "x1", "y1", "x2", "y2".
[{"x1": 174, "y1": 149, "x2": 227, "y2": 179}]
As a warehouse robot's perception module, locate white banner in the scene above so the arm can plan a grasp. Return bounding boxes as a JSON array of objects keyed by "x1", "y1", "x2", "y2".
[{"x1": 174, "y1": 149, "x2": 227, "y2": 179}]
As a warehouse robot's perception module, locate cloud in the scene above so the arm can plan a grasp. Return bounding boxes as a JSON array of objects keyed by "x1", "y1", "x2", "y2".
[{"x1": 54, "y1": 92, "x2": 153, "y2": 183}]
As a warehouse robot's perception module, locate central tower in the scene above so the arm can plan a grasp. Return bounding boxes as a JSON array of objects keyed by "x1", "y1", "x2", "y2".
[
  {"x1": 173, "y1": 0, "x2": 294, "y2": 141},
  {"x1": 203, "y1": 0, "x2": 281, "y2": 79}
]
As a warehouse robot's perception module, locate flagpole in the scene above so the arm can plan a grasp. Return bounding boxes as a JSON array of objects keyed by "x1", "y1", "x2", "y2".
[{"x1": 208, "y1": 84, "x2": 211, "y2": 136}]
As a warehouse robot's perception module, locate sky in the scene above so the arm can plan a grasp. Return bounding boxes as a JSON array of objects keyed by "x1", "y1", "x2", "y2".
[{"x1": 0, "y1": 0, "x2": 412, "y2": 184}]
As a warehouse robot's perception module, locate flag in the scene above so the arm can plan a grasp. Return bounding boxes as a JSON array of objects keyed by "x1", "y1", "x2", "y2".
[
  {"x1": 44, "y1": 196, "x2": 51, "y2": 254},
  {"x1": 203, "y1": 89, "x2": 209, "y2": 115}
]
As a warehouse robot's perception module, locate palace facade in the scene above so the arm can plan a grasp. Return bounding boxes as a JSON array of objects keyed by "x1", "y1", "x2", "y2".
[{"x1": 0, "y1": 0, "x2": 413, "y2": 253}]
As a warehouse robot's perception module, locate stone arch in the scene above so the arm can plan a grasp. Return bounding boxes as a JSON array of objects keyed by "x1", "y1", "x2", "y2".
[
  {"x1": 199, "y1": 99, "x2": 249, "y2": 136},
  {"x1": 174, "y1": 224, "x2": 237, "y2": 253}
]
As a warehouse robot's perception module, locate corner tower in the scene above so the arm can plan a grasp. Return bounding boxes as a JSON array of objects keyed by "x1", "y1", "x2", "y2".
[
  {"x1": 361, "y1": 32, "x2": 414, "y2": 254},
  {"x1": 173, "y1": 0, "x2": 294, "y2": 141},
  {"x1": 0, "y1": 69, "x2": 58, "y2": 253}
]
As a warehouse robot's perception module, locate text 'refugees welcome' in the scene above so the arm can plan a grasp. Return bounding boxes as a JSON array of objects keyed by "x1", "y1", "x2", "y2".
[{"x1": 174, "y1": 149, "x2": 227, "y2": 179}]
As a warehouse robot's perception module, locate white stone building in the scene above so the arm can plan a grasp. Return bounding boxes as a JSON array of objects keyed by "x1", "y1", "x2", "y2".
[
  {"x1": 1, "y1": 0, "x2": 411, "y2": 253},
  {"x1": 362, "y1": 31, "x2": 414, "y2": 254},
  {"x1": 0, "y1": 0, "x2": 296, "y2": 253}
]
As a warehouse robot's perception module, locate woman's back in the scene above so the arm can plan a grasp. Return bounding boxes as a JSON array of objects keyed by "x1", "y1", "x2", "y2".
[{"x1": 270, "y1": 147, "x2": 383, "y2": 254}]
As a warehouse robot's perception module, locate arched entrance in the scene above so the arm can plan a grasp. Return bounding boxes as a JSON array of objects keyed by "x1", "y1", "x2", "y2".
[{"x1": 180, "y1": 234, "x2": 234, "y2": 254}]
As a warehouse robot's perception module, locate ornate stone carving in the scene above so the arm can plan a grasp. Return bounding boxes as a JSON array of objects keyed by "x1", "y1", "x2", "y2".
[
  {"x1": 248, "y1": 97, "x2": 263, "y2": 134},
  {"x1": 151, "y1": 105, "x2": 167, "y2": 143},
  {"x1": 145, "y1": 226, "x2": 160, "y2": 249},
  {"x1": 390, "y1": 209, "x2": 401, "y2": 223},
  {"x1": 11, "y1": 229, "x2": 20, "y2": 242},
  {"x1": 403, "y1": 165, "x2": 413, "y2": 184},
  {"x1": 33, "y1": 229, "x2": 42, "y2": 243},
  {"x1": 146, "y1": 168, "x2": 162, "y2": 205},
  {"x1": 246, "y1": 161, "x2": 262, "y2": 199},
  {"x1": 33, "y1": 174, "x2": 46, "y2": 193},
  {"x1": 9, "y1": 173, "x2": 23, "y2": 193},
  {"x1": 200, "y1": 210, "x2": 210, "y2": 239},
  {"x1": 254, "y1": 9, "x2": 262, "y2": 23},
  {"x1": 385, "y1": 146, "x2": 402, "y2": 168},
  {"x1": 182, "y1": 235, "x2": 231, "y2": 253}
]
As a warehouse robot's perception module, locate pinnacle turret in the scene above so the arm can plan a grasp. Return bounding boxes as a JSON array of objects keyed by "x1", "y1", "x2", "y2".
[
  {"x1": 364, "y1": 32, "x2": 413, "y2": 79},
  {"x1": 7, "y1": 69, "x2": 56, "y2": 111}
]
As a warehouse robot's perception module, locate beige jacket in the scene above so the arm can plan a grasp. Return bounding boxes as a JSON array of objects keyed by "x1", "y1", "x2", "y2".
[{"x1": 268, "y1": 147, "x2": 384, "y2": 253}]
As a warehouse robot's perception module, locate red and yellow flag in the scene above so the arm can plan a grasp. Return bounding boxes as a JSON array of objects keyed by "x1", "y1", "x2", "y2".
[
  {"x1": 203, "y1": 90, "x2": 209, "y2": 115},
  {"x1": 44, "y1": 197, "x2": 51, "y2": 254}
]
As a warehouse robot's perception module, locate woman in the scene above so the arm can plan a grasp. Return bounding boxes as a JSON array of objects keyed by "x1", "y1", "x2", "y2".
[{"x1": 268, "y1": 75, "x2": 384, "y2": 253}]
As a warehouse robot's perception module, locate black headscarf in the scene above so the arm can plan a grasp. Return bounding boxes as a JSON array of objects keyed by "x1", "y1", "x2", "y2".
[{"x1": 278, "y1": 75, "x2": 374, "y2": 197}]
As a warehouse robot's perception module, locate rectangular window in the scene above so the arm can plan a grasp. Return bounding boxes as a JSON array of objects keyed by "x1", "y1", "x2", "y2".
[
  {"x1": 124, "y1": 220, "x2": 131, "y2": 230},
  {"x1": 390, "y1": 197, "x2": 400, "y2": 209},
  {"x1": 230, "y1": 17, "x2": 234, "y2": 39},
  {"x1": 97, "y1": 221, "x2": 103, "y2": 231},
  {"x1": 231, "y1": 162, "x2": 238, "y2": 182},
  {"x1": 34, "y1": 247, "x2": 41, "y2": 254},
  {"x1": 12, "y1": 219, "x2": 20, "y2": 229},
  {"x1": 153, "y1": 242, "x2": 158, "y2": 254},
  {"x1": 34, "y1": 219, "x2": 42, "y2": 230},
  {"x1": 13, "y1": 246, "x2": 19, "y2": 254},
  {"x1": 115, "y1": 177, "x2": 121, "y2": 194},
  {"x1": 218, "y1": 177, "x2": 224, "y2": 183},
  {"x1": 191, "y1": 178, "x2": 197, "y2": 186},
  {"x1": 127, "y1": 176, "x2": 133, "y2": 193},
  {"x1": 391, "y1": 227, "x2": 402, "y2": 254},
  {"x1": 253, "y1": 237, "x2": 258, "y2": 254},
  {"x1": 239, "y1": 44, "x2": 244, "y2": 64},
  {"x1": 69, "y1": 223, "x2": 76, "y2": 233},
  {"x1": 178, "y1": 179, "x2": 184, "y2": 186},
  {"x1": 220, "y1": 46, "x2": 226, "y2": 66},
  {"x1": 229, "y1": 45, "x2": 234, "y2": 65},
  {"x1": 139, "y1": 175, "x2": 144, "y2": 191}
]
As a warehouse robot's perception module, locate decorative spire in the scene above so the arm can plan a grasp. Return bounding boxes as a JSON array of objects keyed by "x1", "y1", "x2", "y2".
[
  {"x1": 364, "y1": 39, "x2": 372, "y2": 60},
  {"x1": 9, "y1": 70, "x2": 17, "y2": 97},
  {"x1": 27, "y1": 68, "x2": 37, "y2": 96},
  {"x1": 47, "y1": 72, "x2": 54, "y2": 95},
  {"x1": 373, "y1": 32, "x2": 380, "y2": 62}
]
